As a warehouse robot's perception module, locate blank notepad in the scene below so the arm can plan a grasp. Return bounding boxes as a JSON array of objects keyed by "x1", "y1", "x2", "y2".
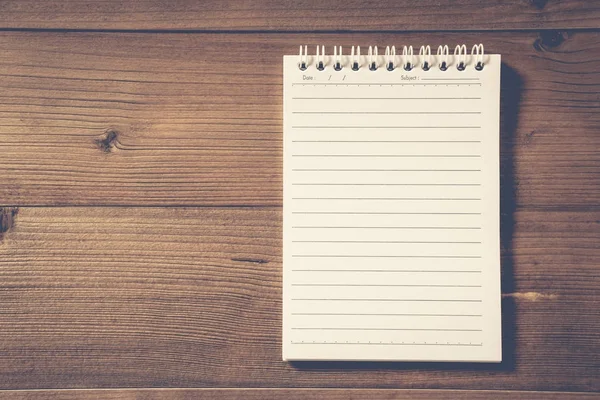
[{"x1": 283, "y1": 45, "x2": 501, "y2": 362}]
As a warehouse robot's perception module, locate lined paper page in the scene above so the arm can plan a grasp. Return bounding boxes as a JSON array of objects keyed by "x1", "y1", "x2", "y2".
[{"x1": 283, "y1": 52, "x2": 501, "y2": 362}]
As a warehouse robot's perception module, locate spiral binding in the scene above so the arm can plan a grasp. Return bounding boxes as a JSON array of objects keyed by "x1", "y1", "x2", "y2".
[{"x1": 298, "y1": 44, "x2": 485, "y2": 71}]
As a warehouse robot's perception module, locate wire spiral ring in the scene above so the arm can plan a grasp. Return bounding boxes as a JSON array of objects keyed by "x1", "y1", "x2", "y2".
[
  {"x1": 297, "y1": 44, "x2": 487, "y2": 72},
  {"x1": 437, "y1": 45, "x2": 450, "y2": 71},
  {"x1": 472, "y1": 44, "x2": 485, "y2": 70},
  {"x1": 351, "y1": 46, "x2": 361, "y2": 71},
  {"x1": 454, "y1": 44, "x2": 467, "y2": 71},
  {"x1": 298, "y1": 45, "x2": 308, "y2": 71},
  {"x1": 385, "y1": 46, "x2": 396, "y2": 71},
  {"x1": 333, "y1": 46, "x2": 343, "y2": 71},
  {"x1": 419, "y1": 45, "x2": 431, "y2": 71},
  {"x1": 368, "y1": 46, "x2": 378, "y2": 71},
  {"x1": 403, "y1": 46, "x2": 414, "y2": 71}
]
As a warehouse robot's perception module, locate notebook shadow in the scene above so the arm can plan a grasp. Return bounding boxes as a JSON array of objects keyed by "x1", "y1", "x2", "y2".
[
  {"x1": 289, "y1": 63, "x2": 523, "y2": 374},
  {"x1": 497, "y1": 62, "x2": 523, "y2": 372}
]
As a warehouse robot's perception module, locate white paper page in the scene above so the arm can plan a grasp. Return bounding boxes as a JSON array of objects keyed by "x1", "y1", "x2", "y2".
[{"x1": 283, "y1": 50, "x2": 501, "y2": 362}]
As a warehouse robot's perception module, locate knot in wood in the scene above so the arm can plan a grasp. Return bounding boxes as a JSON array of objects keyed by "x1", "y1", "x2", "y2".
[
  {"x1": 534, "y1": 31, "x2": 568, "y2": 52},
  {"x1": 95, "y1": 129, "x2": 120, "y2": 153}
]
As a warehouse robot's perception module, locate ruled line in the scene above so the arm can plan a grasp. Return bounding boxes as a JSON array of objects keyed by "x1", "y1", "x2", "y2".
[
  {"x1": 292, "y1": 140, "x2": 481, "y2": 143},
  {"x1": 292, "y1": 111, "x2": 481, "y2": 115},
  {"x1": 292, "y1": 298, "x2": 482, "y2": 302},
  {"x1": 290, "y1": 342, "x2": 483, "y2": 346},
  {"x1": 292, "y1": 83, "x2": 482, "y2": 86},
  {"x1": 292, "y1": 227, "x2": 481, "y2": 229},
  {"x1": 292, "y1": 169, "x2": 481, "y2": 172},
  {"x1": 291, "y1": 269, "x2": 482, "y2": 273},
  {"x1": 292, "y1": 198, "x2": 481, "y2": 201},
  {"x1": 292, "y1": 140, "x2": 482, "y2": 143},
  {"x1": 292, "y1": 327, "x2": 483, "y2": 332},
  {"x1": 291, "y1": 212, "x2": 482, "y2": 215},
  {"x1": 291, "y1": 255, "x2": 481, "y2": 259},
  {"x1": 292, "y1": 313, "x2": 483, "y2": 317},
  {"x1": 292, "y1": 97, "x2": 482, "y2": 100},
  {"x1": 291, "y1": 154, "x2": 481, "y2": 158},
  {"x1": 291, "y1": 183, "x2": 481, "y2": 186},
  {"x1": 421, "y1": 78, "x2": 480, "y2": 81},
  {"x1": 292, "y1": 126, "x2": 481, "y2": 129},
  {"x1": 292, "y1": 240, "x2": 481, "y2": 244},
  {"x1": 291, "y1": 283, "x2": 482, "y2": 287}
]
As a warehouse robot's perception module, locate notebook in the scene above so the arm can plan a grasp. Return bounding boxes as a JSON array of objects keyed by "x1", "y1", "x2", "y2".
[{"x1": 282, "y1": 44, "x2": 501, "y2": 362}]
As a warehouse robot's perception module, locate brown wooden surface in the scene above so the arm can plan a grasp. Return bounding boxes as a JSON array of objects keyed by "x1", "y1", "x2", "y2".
[
  {"x1": 0, "y1": 31, "x2": 599, "y2": 207},
  {"x1": 0, "y1": 207, "x2": 598, "y2": 391},
  {"x1": 0, "y1": 0, "x2": 599, "y2": 398},
  {"x1": 0, "y1": 0, "x2": 600, "y2": 31},
  {"x1": 0, "y1": 389, "x2": 598, "y2": 400}
]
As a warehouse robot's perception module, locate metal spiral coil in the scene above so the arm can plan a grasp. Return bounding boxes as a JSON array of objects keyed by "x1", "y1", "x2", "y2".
[{"x1": 298, "y1": 44, "x2": 485, "y2": 71}]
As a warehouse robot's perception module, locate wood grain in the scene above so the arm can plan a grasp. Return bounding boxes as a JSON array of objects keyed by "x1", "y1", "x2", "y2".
[
  {"x1": 0, "y1": 31, "x2": 599, "y2": 207},
  {"x1": 0, "y1": 207, "x2": 598, "y2": 390},
  {"x1": 0, "y1": 0, "x2": 599, "y2": 31},
  {"x1": 1, "y1": 2, "x2": 599, "y2": 395},
  {"x1": 0, "y1": 389, "x2": 598, "y2": 400}
]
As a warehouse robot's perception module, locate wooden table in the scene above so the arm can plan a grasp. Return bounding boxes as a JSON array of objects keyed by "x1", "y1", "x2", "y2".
[{"x1": 0, "y1": 1, "x2": 598, "y2": 398}]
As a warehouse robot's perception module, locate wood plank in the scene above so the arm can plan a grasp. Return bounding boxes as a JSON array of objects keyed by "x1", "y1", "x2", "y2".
[
  {"x1": 0, "y1": 0, "x2": 599, "y2": 31},
  {"x1": 0, "y1": 31, "x2": 599, "y2": 207},
  {"x1": 0, "y1": 389, "x2": 598, "y2": 400},
  {"x1": 0, "y1": 207, "x2": 598, "y2": 390}
]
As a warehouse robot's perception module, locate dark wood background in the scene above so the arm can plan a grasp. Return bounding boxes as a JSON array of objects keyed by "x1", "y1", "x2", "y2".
[{"x1": 0, "y1": 1, "x2": 598, "y2": 398}]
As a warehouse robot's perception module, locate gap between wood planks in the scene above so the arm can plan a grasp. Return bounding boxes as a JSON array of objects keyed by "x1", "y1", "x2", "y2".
[{"x1": 1, "y1": 28, "x2": 600, "y2": 33}]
